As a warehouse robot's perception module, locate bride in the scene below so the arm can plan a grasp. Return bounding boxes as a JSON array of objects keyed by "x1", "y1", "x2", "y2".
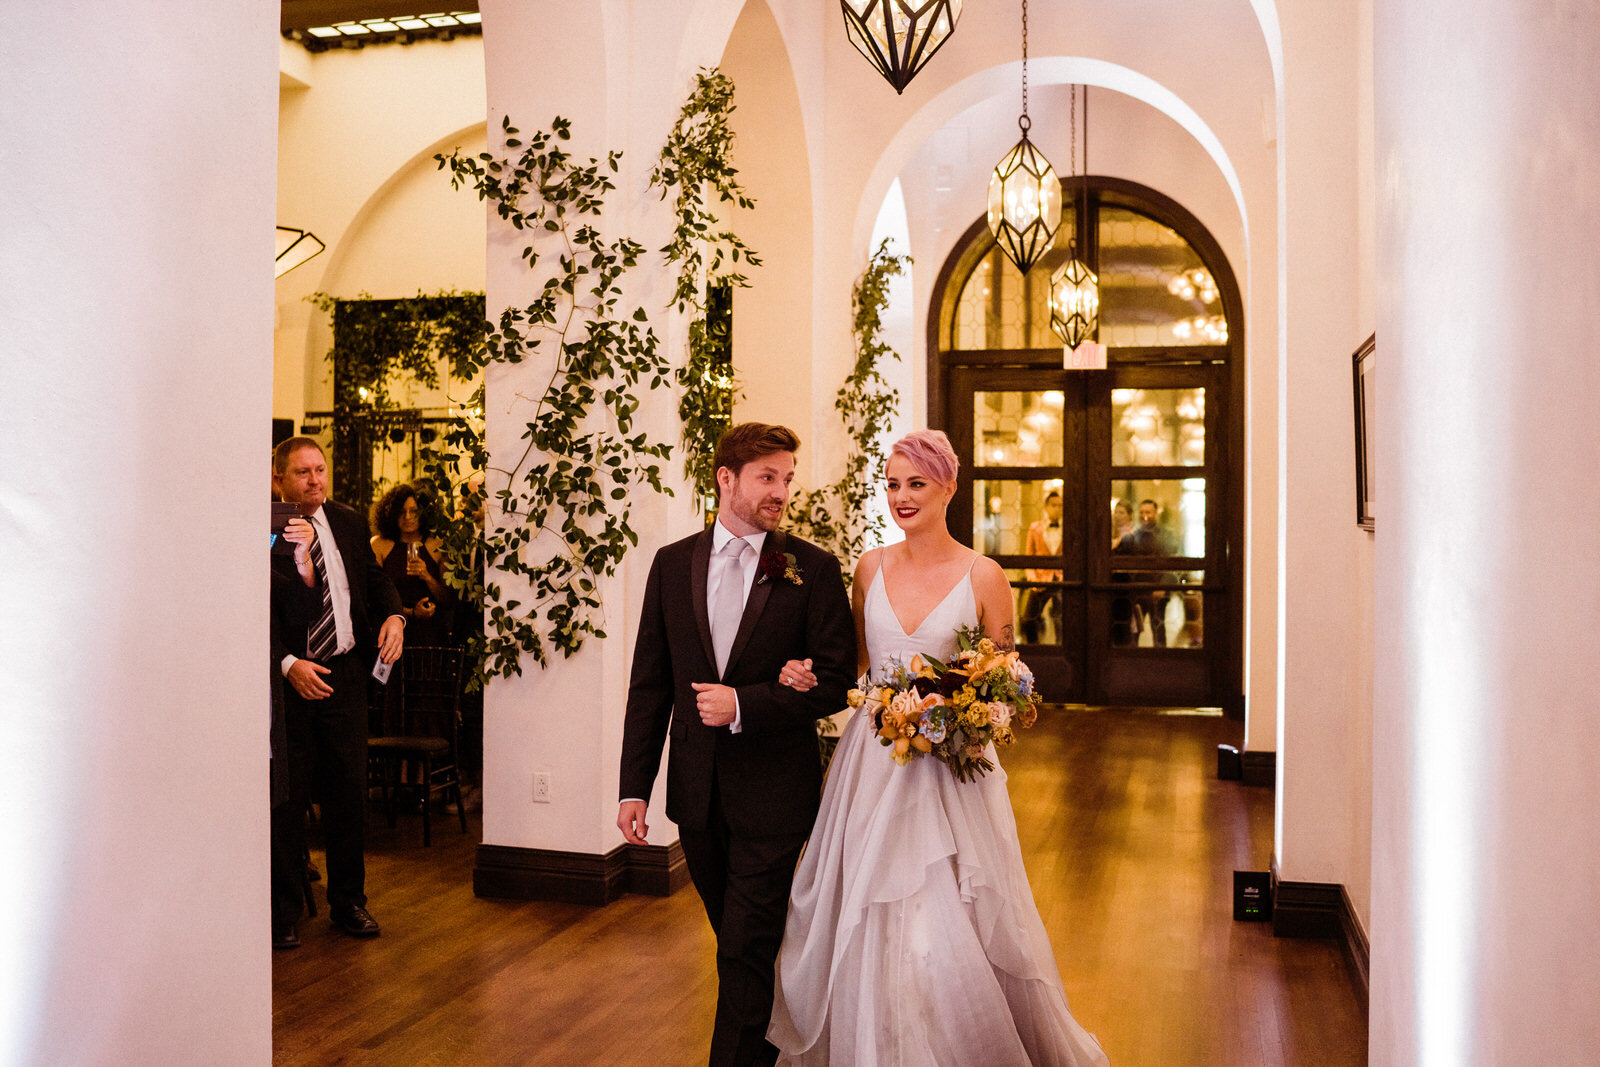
[{"x1": 767, "y1": 430, "x2": 1108, "y2": 1066}]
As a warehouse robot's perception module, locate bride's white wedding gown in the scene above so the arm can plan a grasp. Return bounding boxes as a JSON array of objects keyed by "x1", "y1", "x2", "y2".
[{"x1": 768, "y1": 564, "x2": 1109, "y2": 1065}]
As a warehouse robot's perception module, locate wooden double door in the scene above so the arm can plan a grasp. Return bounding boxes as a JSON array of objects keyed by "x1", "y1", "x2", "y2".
[{"x1": 944, "y1": 354, "x2": 1241, "y2": 711}]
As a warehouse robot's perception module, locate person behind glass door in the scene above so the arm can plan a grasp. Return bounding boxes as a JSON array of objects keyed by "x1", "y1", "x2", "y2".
[
  {"x1": 1114, "y1": 498, "x2": 1178, "y2": 645},
  {"x1": 1110, "y1": 499, "x2": 1134, "y2": 548},
  {"x1": 1020, "y1": 490, "x2": 1063, "y2": 644},
  {"x1": 1109, "y1": 499, "x2": 1137, "y2": 646}
]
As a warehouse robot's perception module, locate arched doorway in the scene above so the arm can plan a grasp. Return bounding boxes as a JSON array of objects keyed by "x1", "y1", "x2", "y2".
[{"x1": 929, "y1": 178, "x2": 1244, "y2": 713}]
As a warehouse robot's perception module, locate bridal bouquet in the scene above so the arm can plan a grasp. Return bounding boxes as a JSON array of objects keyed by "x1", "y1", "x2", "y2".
[{"x1": 854, "y1": 624, "x2": 1041, "y2": 782}]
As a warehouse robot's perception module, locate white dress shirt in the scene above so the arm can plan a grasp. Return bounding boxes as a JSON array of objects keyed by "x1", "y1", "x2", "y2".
[
  {"x1": 709, "y1": 520, "x2": 765, "y2": 733},
  {"x1": 280, "y1": 504, "x2": 356, "y2": 675}
]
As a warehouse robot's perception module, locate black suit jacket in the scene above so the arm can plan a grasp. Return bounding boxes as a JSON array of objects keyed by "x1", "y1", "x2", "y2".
[
  {"x1": 620, "y1": 528, "x2": 856, "y2": 838},
  {"x1": 270, "y1": 498, "x2": 403, "y2": 667},
  {"x1": 269, "y1": 567, "x2": 318, "y2": 806}
]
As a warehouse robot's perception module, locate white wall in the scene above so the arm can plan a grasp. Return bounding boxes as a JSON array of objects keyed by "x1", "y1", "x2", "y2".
[
  {"x1": 0, "y1": 5, "x2": 277, "y2": 1063},
  {"x1": 1372, "y1": 1, "x2": 1600, "y2": 1061},
  {"x1": 1270, "y1": 0, "x2": 1373, "y2": 914},
  {"x1": 276, "y1": 35, "x2": 488, "y2": 432},
  {"x1": 721, "y1": 0, "x2": 817, "y2": 456}
]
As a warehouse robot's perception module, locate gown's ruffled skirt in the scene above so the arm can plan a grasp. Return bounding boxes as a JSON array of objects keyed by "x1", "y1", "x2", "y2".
[{"x1": 768, "y1": 706, "x2": 1109, "y2": 1065}]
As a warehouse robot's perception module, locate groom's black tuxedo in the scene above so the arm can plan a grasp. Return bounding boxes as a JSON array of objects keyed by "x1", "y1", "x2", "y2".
[{"x1": 620, "y1": 525, "x2": 855, "y2": 1066}]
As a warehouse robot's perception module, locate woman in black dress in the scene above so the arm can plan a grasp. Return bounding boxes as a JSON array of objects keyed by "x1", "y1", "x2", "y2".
[{"x1": 369, "y1": 482, "x2": 454, "y2": 647}]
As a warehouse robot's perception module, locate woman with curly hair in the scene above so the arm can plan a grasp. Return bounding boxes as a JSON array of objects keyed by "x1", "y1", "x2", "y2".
[{"x1": 369, "y1": 482, "x2": 454, "y2": 647}]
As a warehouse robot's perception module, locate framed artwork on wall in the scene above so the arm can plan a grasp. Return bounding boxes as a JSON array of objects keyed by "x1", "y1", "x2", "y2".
[{"x1": 1352, "y1": 333, "x2": 1375, "y2": 530}]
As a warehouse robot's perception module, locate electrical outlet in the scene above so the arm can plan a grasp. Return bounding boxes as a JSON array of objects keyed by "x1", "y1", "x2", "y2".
[{"x1": 532, "y1": 771, "x2": 551, "y2": 803}]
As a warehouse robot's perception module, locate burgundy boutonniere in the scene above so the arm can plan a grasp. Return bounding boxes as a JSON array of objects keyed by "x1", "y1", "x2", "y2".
[{"x1": 756, "y1": 550, "x2": 803, "y2": 586}]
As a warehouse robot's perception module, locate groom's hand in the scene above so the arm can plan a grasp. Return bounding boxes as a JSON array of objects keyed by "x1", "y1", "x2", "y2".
[
  {"x1": 691, "y1": 682, "x2": 737, "y2": 727},
  {"x1": 617, "y1": 801, "x2": 649, "y2": 845}
]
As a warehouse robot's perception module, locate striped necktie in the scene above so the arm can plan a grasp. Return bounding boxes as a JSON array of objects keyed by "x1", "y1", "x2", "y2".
[{"x1": 306, "y1": 532, "x2": 338, "y2": 661}]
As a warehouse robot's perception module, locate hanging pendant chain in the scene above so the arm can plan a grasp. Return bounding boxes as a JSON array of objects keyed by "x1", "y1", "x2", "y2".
[
  {"x1": 1020, "y1": 0, "x2": 1029, "y2": 120},
  {"x1": 1070, "y1": 83, "x2": 1077, "y2": 179}
]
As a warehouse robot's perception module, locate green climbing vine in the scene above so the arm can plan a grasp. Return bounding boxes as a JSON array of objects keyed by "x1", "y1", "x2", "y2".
[
  {"x1": 788, "y1": 239, "x2": 910, "y2": 583},
  {"x1": 429, "y1": 114, "x2": 674, "y2": 677},
  {"x1": 649, "y1": 67, "x2": 761, "y2": 509}
]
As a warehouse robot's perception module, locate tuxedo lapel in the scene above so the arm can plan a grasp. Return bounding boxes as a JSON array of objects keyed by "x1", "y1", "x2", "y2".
[
  {"x1": 690, "y1": 527, "x2": 717, "y2": 671},
  {"x1": 723, "y1": 530, "x2": 785, "y2": 679}
]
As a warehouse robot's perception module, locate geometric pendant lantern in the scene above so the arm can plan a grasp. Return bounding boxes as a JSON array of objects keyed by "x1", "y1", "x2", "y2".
[
  {"x1": 986, "y1": 0, "x2": 1060, "y2": 274},
  {"x1": 1049, "y1": 84, "x2": 1099, "y2": 347},
  {"x1": 1049, "y1": 255, "x2": 1099, "y2": 347},
  {"x1": 987, "y1": 121, "x2": 1061, "y2": 275},
  {"x1": 275, "y1": 226, "x2": 325, "y2": 278},
  {"x1": 840, "y1": 0, "x2": 964, "y2": 95}
]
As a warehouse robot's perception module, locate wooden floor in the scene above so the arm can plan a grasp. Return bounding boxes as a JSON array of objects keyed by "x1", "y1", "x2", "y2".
[{"x1": 274, "y1": 709, "x2": 1367, "y2": 1065}]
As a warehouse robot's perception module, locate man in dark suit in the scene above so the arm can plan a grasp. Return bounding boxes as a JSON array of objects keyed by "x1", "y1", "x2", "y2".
[
  {"x1": 618, "y1": 423, "x2": 856, "y2": 1067},
  {"x1": 270, "y1": 437, "x2": 404, "y2": 944}
]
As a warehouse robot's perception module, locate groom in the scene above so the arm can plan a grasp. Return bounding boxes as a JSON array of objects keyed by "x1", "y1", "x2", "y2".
[{"x1": 618, "y1": 422, "x2": 856, "y2": 1067}]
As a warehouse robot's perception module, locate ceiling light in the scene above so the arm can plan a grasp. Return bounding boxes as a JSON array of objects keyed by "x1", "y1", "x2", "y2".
[
  {"x1": 986, "y1": 0, "x2": 1059, "y2": 275},
  {"x1": 840, "y1": 0, "x2": 963, "y2": 95},
  {"x1": 275, "y1": 226, "x2": 325, "y2": 279},
  {"x1": 1049, "y1": 85, "x2": 1100, "y2": 349}
]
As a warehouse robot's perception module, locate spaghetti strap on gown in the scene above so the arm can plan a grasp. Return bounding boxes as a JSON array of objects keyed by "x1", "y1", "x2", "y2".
[{"x1": 768, "y1": 564, "x2": 1109, "y2": 1065}]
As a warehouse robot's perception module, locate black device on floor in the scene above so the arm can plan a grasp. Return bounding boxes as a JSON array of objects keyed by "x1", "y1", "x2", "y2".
[{"x1": 1234, "y1": 870, "x2": 1271, "y2": 921}]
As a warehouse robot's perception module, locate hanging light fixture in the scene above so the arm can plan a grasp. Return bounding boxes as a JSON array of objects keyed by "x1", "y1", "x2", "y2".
[
  {"x1": 840, "y1": 0, "x2": 962, "y2": 94},
  {"x1": 986, "y1": 0, "x2": 1060, "y2": 274},
  {"x1": 275, "y1": 226, "x2": 325, "y2": 278},
  {"x1": 1050, "y1": 84, "x2": 1100, "y2": 348}
]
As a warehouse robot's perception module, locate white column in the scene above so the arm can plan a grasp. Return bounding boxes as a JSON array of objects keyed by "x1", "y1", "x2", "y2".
[
  {"x1": 1372, "y1": 2, "x2": 1600, "y2": 1062},
  {"x1": 0, "y1": 5, "x2": 277, "y2": 1063},
  {"x1": 476, "y1": 2, "x2": 703, "y2": 877}
]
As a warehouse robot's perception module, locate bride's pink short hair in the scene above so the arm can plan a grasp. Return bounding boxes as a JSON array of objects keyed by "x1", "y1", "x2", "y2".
[{"x1": 889, "y1": 429, "x2": 959, "y2": 485}]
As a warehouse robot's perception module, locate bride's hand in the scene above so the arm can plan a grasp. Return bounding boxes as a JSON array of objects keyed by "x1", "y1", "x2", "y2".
[{"x1": 778, "y1": 658, "x2": 817, "y2": 692}]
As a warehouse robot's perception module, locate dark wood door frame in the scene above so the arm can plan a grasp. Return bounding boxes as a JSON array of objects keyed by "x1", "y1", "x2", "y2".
[{"x1": 927, "y1": 177, "x2": 1245, "y2": 716}]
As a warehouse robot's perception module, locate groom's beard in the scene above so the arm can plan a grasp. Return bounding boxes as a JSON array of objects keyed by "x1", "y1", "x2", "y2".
[{"x1": 726, "y1": 484, "x2": 786, "y2": 532}]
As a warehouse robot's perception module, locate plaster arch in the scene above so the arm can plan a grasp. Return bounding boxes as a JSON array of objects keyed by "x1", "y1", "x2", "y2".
[
  {"x1": 716, "y1": 0, "x2": 818, "y2": 446},
  {"x1": 850, "y1": 58, "x2": 1251, "y2": 271},
  {"x1": 301, "y1": 121, "x2": 490, "y2": 376}
]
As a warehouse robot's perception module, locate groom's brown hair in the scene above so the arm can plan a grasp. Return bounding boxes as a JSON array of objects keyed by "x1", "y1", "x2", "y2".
[{"x1": 713, "y1": 422, "x2": 800, "y2": 480}]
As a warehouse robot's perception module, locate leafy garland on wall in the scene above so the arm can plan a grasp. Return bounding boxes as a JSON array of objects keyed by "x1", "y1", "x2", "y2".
[
  {"x1": 311, "y1": 290, "x2": 486, "y2": 411},
  {"x1": 648, "y1": 68, "x2": 762, "y2": 510},
  {"x1": 308, "y1": 290, "x2": 486, "y2": 509},
  {"x1": 787, "y1": 238, "x2": 911, "y2": 583},
  {"x1": 427, "y1": 115, "x2": 674, "y2": 676}
]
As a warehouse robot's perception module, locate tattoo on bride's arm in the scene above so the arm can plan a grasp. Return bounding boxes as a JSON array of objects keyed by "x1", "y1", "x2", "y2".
[{"x1": 997, "y1": 624, "x2": 1015, "y2": 651}]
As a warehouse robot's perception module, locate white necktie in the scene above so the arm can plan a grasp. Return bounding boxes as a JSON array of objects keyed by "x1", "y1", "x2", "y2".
[{"x1": 711, "y1": 538, "x2": 750, "y2": 675}]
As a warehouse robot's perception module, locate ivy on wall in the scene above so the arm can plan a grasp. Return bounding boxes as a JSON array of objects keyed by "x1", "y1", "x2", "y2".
[
  {"x1": 649, "y1": 68, "x2": 761, "y2": 510},
  {"x1": 430, "y1": 115, "x2": 674, "y2": 676},
  {"x1": 787, "y1": 239, "x2": 910, "y2": 583}
]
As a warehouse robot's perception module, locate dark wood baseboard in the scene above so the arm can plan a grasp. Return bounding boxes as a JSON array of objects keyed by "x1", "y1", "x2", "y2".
[
  {"x1": 1241, "y1": 749, "x2": 1276, "y2": 787},
  {"x1": 1339, "y1": 883, "x2": 1370, "y2": 1003},
  {"x1": 1270, "y1": 863, "x2": 1370, "y2": 1009},
  {"x1": 473, "y1": 840, "x2": 689, "y2": 905}
]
